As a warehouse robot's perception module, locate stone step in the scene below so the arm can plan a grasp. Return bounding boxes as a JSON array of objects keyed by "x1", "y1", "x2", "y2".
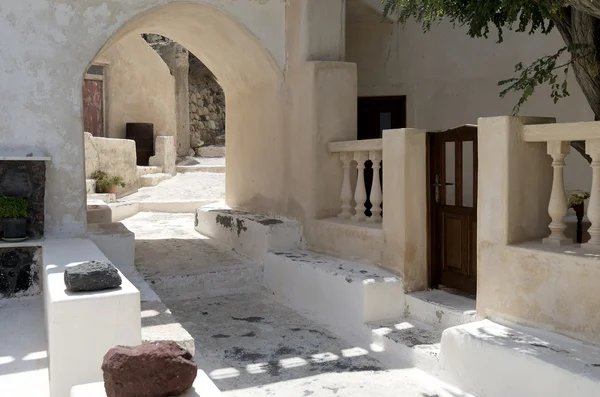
[
  {"x1": 437, "y1": 320, "x2": 600, "y2": 397},
  {"x1": 141, "y1": 301, "x2": 195, "y2": 355},
  {"x1": 176, "y1": 165, "x2": 226, "y2": 174},
  {"x1": 264, "y1": 250, "x2": 404, "y2": 331},
  {"x1": 195, "y1": 203, "x2": 304, "y2": 261},
  {"x1": 141, "y1": 173, "x2": 172, "y2": 187},
  {"x1": 86, "y1": 179, "x2": 96, "y2": 194},
  {"x1": 87, "y1": 200, "x2": 111, "y2": 224},
  {"x1": 144, "y1": 263, "x2": 263, "y2": 301},
  {"x1": 364, "y1": 318, "x2": 442, "y2": 373},
  {"x1": 87, "y1": 193, "x2": 116, "y2": 203},
  {"x1": 405, "y1": 289, "x2": 477, "y2": 330},
  {"x1": 196, "y1": 146, "x2": 225, "y2": 158},
  {"x1": 137, "y1": 165, "x2": 163, "y2": 176}
]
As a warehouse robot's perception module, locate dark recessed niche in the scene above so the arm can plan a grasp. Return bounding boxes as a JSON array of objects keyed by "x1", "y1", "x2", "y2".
[
  {"x1": 0, "y1": 247, "x2": 40, "y2": 298},
  {"x1": 0, "y1": 160, "x2": 46, "y2": 239}
]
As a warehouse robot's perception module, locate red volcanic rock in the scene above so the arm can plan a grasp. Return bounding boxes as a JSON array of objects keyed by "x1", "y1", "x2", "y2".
[{"x1": 102, "y1": 341, "x2": 197, "y2": 397}]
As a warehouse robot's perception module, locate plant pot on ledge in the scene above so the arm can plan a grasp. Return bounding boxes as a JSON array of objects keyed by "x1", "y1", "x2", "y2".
[
  {"x1": 91, "y1": 170, "x2": 126, "y2": 195},
  {"x1": 0, "y1": 196, "x2": 31, "y2": 241}
]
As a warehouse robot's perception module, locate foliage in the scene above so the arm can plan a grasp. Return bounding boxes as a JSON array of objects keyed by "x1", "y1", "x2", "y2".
[
  {"x1": 0, "y1": 196, "x2": 31, "y2": 219},
  {"x1": 381, "y1": 0, "x2": 597, "y2": 114},
  {"x1": 91, "y1": 170, "x2": 126, "y2": 193}
]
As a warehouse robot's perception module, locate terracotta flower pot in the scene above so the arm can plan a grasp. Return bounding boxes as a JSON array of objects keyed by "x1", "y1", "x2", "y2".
[{"x1": 106, "y1": 185, "x2": 118, "y2": 194}]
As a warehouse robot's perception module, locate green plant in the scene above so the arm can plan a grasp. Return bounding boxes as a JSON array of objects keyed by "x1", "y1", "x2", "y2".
[
  {"x1": 91, "y1": 170, "x2": 126, "y2": 193},
  {"x1": 0, "y1": 196, "x2": 31, "y2": 219}
]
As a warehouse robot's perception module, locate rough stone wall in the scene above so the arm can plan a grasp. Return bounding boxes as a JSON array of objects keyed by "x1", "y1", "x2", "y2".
[{"x1": 189, "y1": 55, "x2": 226, "y2": 150}]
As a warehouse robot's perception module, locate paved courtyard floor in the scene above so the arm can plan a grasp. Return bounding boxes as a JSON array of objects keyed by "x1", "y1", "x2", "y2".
[
  {"x1": 120, "y1": 171, "x2": 225, "y2": 203},
  {"x1": 128, "y1": 212, "x2": 474, "y2": 397}
]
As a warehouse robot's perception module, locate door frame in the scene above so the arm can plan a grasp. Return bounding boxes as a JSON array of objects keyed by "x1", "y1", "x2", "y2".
[
  {"x1": 427, "y1": 125, "x2": 478, "y2": 293},
  {"x1": 83, "y1": 63, "x2": 108, "y2": 138}
]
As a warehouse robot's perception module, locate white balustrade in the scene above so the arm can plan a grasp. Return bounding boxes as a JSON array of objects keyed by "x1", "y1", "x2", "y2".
[
  {"x1": 584, "y1": 140, "x2": 600, "y2": 251},
  {"x1": 542, "y1": 141, "x2": 571, "y2": 246},
  {"x1": 329, "y1": 139, "x2": 383, "y2": 223}
]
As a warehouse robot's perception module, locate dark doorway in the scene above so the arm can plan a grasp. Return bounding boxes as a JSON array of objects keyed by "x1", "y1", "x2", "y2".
[
  {"x1": 428, "y1": 126, "x2": 478, "y2": 295},
  {"x1": 357, "y1": 96, "x2": 406, "y2": 140}
]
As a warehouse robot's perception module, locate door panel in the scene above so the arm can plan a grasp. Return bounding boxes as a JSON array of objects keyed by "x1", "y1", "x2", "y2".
[
  {"x1": 429, "y1": 126, "x2": 478, "y2": 295},
  {"x1": 83, "y1": 79, "x2": 104, "y2": 137}
]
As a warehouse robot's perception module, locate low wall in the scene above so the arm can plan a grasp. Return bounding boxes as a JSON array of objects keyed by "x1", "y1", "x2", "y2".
[
  {"x1": 478, "y1": 242, "x2": 600, "y2": 346},
  {"x1": 84, "y1": 132, "x2": 140, "y2": 193}
]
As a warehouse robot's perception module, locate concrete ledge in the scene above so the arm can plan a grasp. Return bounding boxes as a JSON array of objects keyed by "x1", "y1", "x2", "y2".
[
  {"x1": 264, "y1": 250, "x2": 404, "y2": 330},
  {"x1": 177, "y1": 165, "x2": 226, "y2": 174},
  {"x1": 43, "y1": 238, "x2": 141, "y2": 397},
  {"x1": 107, "y1": 201, "x2": 140, "y2": 222},
  {"x1": 437, "y1": 320, "x2": 600, "y2": 397},
  {"x1": 195, "y1": 204, "x2": 304, "y2": 260},
  {"x1": 71, "y1": 370, "x2": 221, "y2": 396},
  {"x1": 406, "y1": 290, "x2": 477, "y2": 329},
  {"x1": 87, "y1": 200, "x2": 111, "y2": 224}
]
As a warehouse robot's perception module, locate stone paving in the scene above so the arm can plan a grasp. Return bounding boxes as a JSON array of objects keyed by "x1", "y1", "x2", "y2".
[
  {"x1": 120, "y1": 171, "x2": 225, "y2": 203},
  {"x1": 129, "y1": 212, "x2": 475, "y2": 397}
]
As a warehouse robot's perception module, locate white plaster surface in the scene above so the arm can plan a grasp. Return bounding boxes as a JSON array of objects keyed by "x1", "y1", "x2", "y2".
[
  {"x1": 264, "y1": 250, "x2": 404, "y2": 331},
  {"x1": 121, "y1": 172, "x2": 225, "y2": 203},
  {"x1": 438, "y1": 319, "x2": 600, "y2": 397},
  {"x1": 195, "y1": 204, "x2": 304, "y2": 261},
  {"x1": 0, "y1": 298, "x2": 49, "y2": 397},
  {"x1": 43, "y1": 238, "x2": 141, "y2": 397},
  {"x1": 406, "y1": 290, "x2": 477, "y2": 330}
]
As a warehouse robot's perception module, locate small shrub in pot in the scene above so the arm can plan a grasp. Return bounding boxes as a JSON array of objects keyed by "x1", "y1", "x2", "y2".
[
  {"x1": 92, "y1": 170, "x2": 126, "y2": 194},
  {"x1": 0, "y1": 196, "x2": 31, "y2": 240}
]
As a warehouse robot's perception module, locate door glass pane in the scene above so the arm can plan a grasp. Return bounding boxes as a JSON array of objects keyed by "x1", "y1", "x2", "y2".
[
  {"x1": 379, "y1": 112, "x2": 392, "y2": 137},
  {"x1": 445, "y1": 142, "x2": 456, "y2": 205},
  {"x1": 462, "y1": 141, "x2": 474, "y2": 207}
]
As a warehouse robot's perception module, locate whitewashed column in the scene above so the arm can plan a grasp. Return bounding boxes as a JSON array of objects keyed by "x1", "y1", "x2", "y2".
[
  {"x1": 368, "y1": 151, "x2": 383, "y2": 222},
  {"x1": 352, "y1": 151, "x2": 368, "y2": 222},
  {"x1": 338, "y1": 152, "x2": 353, "y2": 219},
  {"x1": 584, "y1": 140, "x2": 600, "y2": 251},
  {"x1": 543, "y1": 141, "x2": 571, "y2": 246}
]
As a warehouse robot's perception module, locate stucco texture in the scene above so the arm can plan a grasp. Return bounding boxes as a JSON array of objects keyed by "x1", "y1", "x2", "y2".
[
  {"x1": 94, "y1": 34, "x2": 176, "y2": 139},
  {"x1": 0, "y1": 0, "x2": 288, "y2": 235}
]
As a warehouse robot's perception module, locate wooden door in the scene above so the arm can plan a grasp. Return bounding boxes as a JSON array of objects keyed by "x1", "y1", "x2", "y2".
[
  {"x1": 82, "y1": 78, "x2": 104, "y2": 137},
  {"x1": 428, "y1": 126, "x2": 478, "y2": 295}
]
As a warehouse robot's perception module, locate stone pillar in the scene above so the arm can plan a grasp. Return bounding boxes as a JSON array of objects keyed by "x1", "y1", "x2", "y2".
[
  {"x1": 583, "y1": 140, "x2": 600, "y2": 251},
  {"x1": 542, "y1": 141, "x2": 571, "y2": 246},
  {"x1": 172, "y1": 45, "x2": 191, "y2": 157},
  {"x1": 157, "y1": 41, "x2": 191, "y2": 157},
  {"x1": 381, "y1": 128, "x2": 427, "y2": 291}
]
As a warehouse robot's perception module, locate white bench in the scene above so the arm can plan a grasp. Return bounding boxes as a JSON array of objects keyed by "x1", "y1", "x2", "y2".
[
  {"x1": 43, "y1": 237, "x2": 141, "y2": 397},
  {"x1": 71, "y1": 370, "x2": 221, "y2": 396}
]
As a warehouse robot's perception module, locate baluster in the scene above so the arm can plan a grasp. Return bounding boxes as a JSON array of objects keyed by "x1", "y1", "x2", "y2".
[
  {"x1": 584, "y1": 140, "x2": 600, "y2": 251},
  {"x1": 352, "y1": 151, "x2": 368, "y2": 222},
  {"x1": 338, "y1": 152, "x2": 353, "y2": 219},
  {"x1": 368, "y1": 150, "x2": 382, "y2": 222},
  {"x1": 543, "y1": 141, "x2": 571, "y2": 246}
]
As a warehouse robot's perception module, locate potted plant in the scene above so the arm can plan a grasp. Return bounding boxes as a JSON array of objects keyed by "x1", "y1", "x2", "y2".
[
  {"x1": 0, "y1": 196, "x2": 31, "y2": 241},
  {"x1": 91, "y1": 170, "x2": 126, "y2": 194}
]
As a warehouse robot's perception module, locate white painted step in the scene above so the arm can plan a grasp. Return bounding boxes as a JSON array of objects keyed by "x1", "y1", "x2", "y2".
[
  {"x1": 438, "y1": 319, "x2": 600, "y2": 397},
  {"x1": 87, "y1": 193, "x2": 116, "y2": 203},
  {"x1": 264, "y1": 250, "x2": 404, "y2": 330},
  {"x1": 141, "y1": 301, "x2": 195, "y2": 354},
  {"x1": 177, "y1": 164, "x2": 225, "y2": 174},
  {"x1": 137, "y1": 165, "x2": 163, "y2": 176},
  {"x1": 195, "y1": 203, "x2": 304, "y2": 260},
  {"x1": 141, "y1": 173, "x2": 172, "y2": 187},
  {"x1": 364, "y1": 318, "x2": 442, "y2": 373},
  {"x1": 406, "y1": 289, "x2": 477, "y2": 330}
]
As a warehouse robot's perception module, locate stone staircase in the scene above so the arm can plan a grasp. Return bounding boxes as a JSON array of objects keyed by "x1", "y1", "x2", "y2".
[{"x1": 193, "y1": 202, "x2": 600, "y2": 397}]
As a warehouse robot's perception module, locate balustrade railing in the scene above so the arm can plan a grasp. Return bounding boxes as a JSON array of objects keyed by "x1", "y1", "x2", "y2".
[
  {"x1": 522, "y1": 122, "x2": 600, "y2": 248},
  {"x1": 328, "y1": 139, "x2": 383, "y2": 223}
]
